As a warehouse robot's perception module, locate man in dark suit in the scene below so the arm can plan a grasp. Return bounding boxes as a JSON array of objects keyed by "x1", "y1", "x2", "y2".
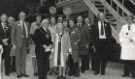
[
  {"x1": 77, "y1": 16, "x2": 90, "y2": 73},
  {"x1": 0, "y1": 14, "x2": 11, "y2": 76},
  {"x1": 91, "y1": 13, "x2": 112, "y2": 75},
  {"x1": 84, "y1": 17, "x2": 93, "y2": 71}
]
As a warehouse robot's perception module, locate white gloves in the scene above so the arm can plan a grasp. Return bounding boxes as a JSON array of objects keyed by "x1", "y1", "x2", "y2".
[{"x1": 2, "y1": 38, "x2": 8, "y2": 46}]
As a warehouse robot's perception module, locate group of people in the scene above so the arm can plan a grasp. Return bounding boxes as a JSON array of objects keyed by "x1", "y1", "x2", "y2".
[
  {"x1": 0, "y1": 10, "x2": 135, "y2": 79},
  {"x1": 0, "y1": 12, "x2": 30, "y2": 78}
]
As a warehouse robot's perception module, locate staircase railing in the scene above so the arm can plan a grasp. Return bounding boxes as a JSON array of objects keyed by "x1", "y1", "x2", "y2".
[
  {"x1": 117, "y1": 0, "x2": 135, "y2": 15},
  {"x1": 111, "y1": 0, "x2": 133, "y2": 16},
  {"x1": 129, "y1": 0, "x2": 135, "y2": 5},
  {"x1": 101, "y1": 0, "x2": 126, "y2": 24},
  {"x1": 55, "y1": 0, "x2": 73, "y2": 4},
  {"x1": 83, "y1": 0, "x2": 100, "y2": 16},
  {"x1": 83, "y1": 0, "x2": 121, "y2": 43}
]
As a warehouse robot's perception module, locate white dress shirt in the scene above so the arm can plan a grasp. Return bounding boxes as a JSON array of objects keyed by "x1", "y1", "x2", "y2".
[
  {"x1": 20, "y1": 21, "x2": 28, "y2": 38},
  {"x1": 98, "y1": 21, "x2": 106, "y2": 39},
  {"x1": 1, "y1": 23, "x2": 7, "y2": 32}
]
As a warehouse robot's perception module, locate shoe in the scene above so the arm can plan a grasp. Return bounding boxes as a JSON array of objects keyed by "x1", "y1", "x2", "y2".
[
  {"x1": 81, "y1": 69, "x2": 86, "y2": 73},
  {"x1": 17, "y1": 75, "x2": 22, "y2": 78},
  {"x1": 22, "y1": 74, "x2": 29, "y2": 77},
  {"x1": 5, "y1": 72, "x2": 10, "y2": 76},
  {"x1": 57, "y1": 76, "x2": 63, "y2": 79},
  {"x1": 94, "y1": 72, "x2": 99, "y2": 75},
  {"x1": 91, "y1": 68, "x2": 95, "y2": 71},
  {"x1": 101, "y1": 72, "x2": 105, "y2": 75},
  {"x1": 74, "y1": 73, "x2": 80, "y2": 77},
  {"x1": 34, "y1": 73, "x2": 38, "y2": 76},
  {"x1": 57, "y1": 76, "x2": 60, "y2": 79},
  {"x1": 122, "y1": 74, "x2": 129, "y2": 77},
  {"x1": 131, "y1": 75, "x2": 135, "y2": 78},
  {"x1": 63, "y1": 77, "x2": 66, "y2": 79}
]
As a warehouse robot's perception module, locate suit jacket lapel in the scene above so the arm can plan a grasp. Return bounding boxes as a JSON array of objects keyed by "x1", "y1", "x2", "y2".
[
  {"x1": 0, "y1": 23, "x2": 6, "y2": 33},
  {"x1": 40, "y1": 27, "x2": 47, "y2": 34}
]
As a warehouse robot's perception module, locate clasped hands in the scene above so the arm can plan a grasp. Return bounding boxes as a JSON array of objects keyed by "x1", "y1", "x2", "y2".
[
  {"x1": 43, "y1": 45, "x2": 52, "y2": 52},
  {"x1": 2, "y1": 38, "x2": 8, "y2": 46}
]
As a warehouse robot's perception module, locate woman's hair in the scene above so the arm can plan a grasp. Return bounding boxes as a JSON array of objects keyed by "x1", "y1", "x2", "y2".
[{"x1": 40, "y1": 18, "x2": 49, "y2": 27}]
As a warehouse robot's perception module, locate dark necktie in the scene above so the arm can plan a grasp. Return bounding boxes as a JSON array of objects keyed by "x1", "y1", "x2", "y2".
[
  {"x1": 22, "y1": 23, "x2": 27, "y2": 38},
  {"x1": 128, "y1": 25, "x2": 131, "y2": 30},
  {"x1": 57, "y1": 34, "x2": 62, "y2": 65},
  {"x1": 101, "y1": 22, "x2": 104, "y2": 35}
]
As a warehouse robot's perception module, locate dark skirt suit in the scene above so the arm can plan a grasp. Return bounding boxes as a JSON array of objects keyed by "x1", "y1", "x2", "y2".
[
  {"x1": 78, "y1": 25, "x2": 90, "y2": 73},
  {"x1": 70, "y1": 27, "x2": 80, "y2": 76},
  {"x1": 32, "y1": 27, "x2": 53, "y2": 79}
]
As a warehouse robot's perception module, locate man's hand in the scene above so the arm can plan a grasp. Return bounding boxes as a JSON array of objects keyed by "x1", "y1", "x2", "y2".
[
  {"x1": 129, "y1": 39, "x2": 134, "y2": 43},
  {"x1": 69, "y1": 48, "x2": 72, "y2": 54},
  {"x1": 86, "y1": 44, "x2": 89, "y2": 48},
  {"x1": 74, "y1": 42, "x2": 78, "y2": 45},
  {"x1": 43, "y1": 45, "x2": 47, "y2": 49},
  {"x1": 12, "y1": 44, "x2": 16, "y2": 49},
  {"x1": 2, "y1": 38, "x2": 8, "y2": 46},
  {"x1": 43, "y1": 45, "x2": 52, "y2": 52},
  {"x1": 92, "y1": 45, "x2": 96, "y2": 53}
]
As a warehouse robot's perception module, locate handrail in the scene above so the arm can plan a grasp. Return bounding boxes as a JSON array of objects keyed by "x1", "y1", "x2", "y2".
[
  {"x1": 101, "y1": 0, "x2": 126, "y2": 24},
  {"x1": 83, "y1": 0, "x2": 100, "y2": 16},
  {"x1": 111, "y1": 26, "x2": 120, "y2": 43},
  {"x1": 129, "y1": 0, "x2": 135, "y2": 5},
  {"x1": 106, "y1": 0, "x2": 125, "y2": 16},
  {"x1": 83, "y1": 0, "x2": 120, "y2": 43},
  {"x1": 55, "y1": 0, "x2": 80, "y2": 7},
  {"x1": 112, "y1": 0, "x2": 133, "y2": 16}
]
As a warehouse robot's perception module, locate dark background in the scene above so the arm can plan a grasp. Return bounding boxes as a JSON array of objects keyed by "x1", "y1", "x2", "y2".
[{"x1": 0, "y1": 0, "x2": 55, "y2": 18}]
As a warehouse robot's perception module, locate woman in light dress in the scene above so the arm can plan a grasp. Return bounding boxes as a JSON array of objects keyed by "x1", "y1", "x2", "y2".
[{"x1": 48, "y1": 17, "x2": 57, "y2": 75}]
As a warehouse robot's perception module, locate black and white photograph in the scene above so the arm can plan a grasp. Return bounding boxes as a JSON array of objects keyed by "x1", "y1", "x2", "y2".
[{"x1": 0, "y1": 0, "x2": 135, "y2": 79}]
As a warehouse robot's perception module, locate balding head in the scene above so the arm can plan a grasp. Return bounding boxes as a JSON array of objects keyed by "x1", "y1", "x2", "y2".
[
  {"x1": 77, "y1": 16, "x2": 83, "y2": 23},
  {"x1": 98, "y1": 12, "x2": 105, "y2": 21}
]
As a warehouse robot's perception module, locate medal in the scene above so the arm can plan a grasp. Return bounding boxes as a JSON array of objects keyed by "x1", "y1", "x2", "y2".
[{"x1": 126, "y1": 32, "x2": 128, "y2": 35}]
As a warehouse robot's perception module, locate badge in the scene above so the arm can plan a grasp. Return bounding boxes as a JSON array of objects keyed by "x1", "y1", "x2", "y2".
[{"x1": 126, "y1": 32, "x2": 128, "y2": 35}]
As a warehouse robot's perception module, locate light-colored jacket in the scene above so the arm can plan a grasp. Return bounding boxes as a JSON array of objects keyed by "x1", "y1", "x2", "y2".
[
  {"x1": 12, "y1": 21, "x2": 29, "y2": 47},
  {"x1": 119, "y1": 23, "x2": 135, "y2": 60},
  {"x1": 54, "y1": 32, "x2": 71, "y2": 67}
]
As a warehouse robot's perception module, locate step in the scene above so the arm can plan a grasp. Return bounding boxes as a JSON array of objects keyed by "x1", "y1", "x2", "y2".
[
  {"x1": 93, "y1": 1, "x2": 102, "y2": 3},
  {"x1": 98, "y1": 9, "x2": 105, "y2": 12},
  {"x1": 106, "y1": 14, "x2": 113, "y2": 16},
  {"x1": 94, "y1": 4, "x2": 104, "y2": 8}
]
